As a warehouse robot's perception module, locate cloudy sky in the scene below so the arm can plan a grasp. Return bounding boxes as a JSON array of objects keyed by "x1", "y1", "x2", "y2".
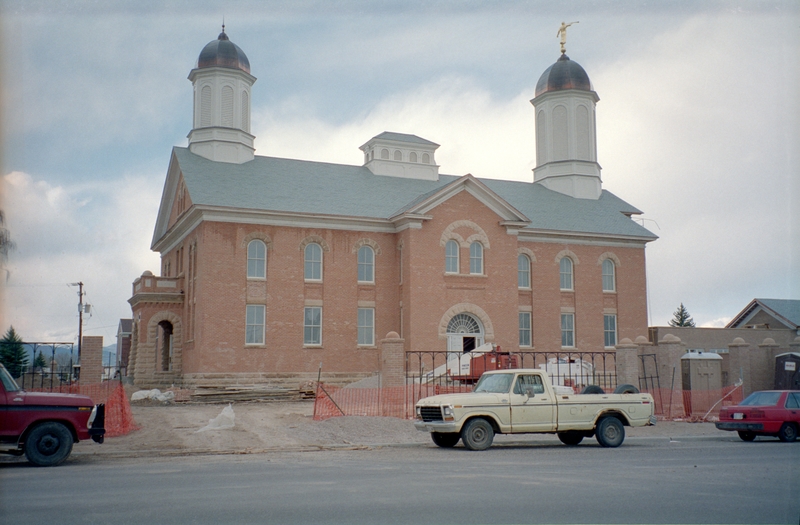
[{"x1": 1, "y1": 1, "x2": 798, "y2": 347}]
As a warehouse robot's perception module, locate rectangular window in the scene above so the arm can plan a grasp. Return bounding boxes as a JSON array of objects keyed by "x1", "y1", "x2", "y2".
[
  {"x1": 357, "y1": 308, "x2": 375, "y2": 346},
  {"x1": 519, "y1": 312, "x2": 532, "y2": 347},
  {"x1": 604, "y1": 314, "x2": 617, "y2": 348},
  {"x1": 561, "y1": 313, "x2": 575, "y2": 348},
  {"x1": 246, "y1": 305, "x2": 265, "y2": 345},
  {"x1": 304, "y1": 307, "x2": 322, "y2": 346}
]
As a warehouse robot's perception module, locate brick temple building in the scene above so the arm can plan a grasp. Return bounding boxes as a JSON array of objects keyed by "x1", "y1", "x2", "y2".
[{"x1": 127, "y1": 29, "x2": 657, "y2": 389}]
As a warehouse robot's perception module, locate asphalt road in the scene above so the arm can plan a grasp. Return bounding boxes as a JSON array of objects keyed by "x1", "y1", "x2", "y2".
[{"x1": 1, "y1": 435, "x2": 798, "y2": 524}]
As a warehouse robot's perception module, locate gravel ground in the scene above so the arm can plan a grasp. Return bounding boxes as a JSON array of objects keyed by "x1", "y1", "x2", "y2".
[
  {"x1": 0, "y1": 400, "x2": 724, "y2": 464},
  {"x1": 62, "y1": 400, "x2": 723, "y2": 460}
]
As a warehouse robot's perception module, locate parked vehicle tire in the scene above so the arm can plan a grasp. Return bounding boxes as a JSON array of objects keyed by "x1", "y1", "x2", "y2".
[
  {"x1": 778, "y1": 423, "x2": 797, "y2": 443},
  {"x1": 24, "y1": 422, "x2": 74, "y2": 467},
  {"x1": 431, "y1": 432, "x2": 460, "y2": 448},
  {"x1": 614, "y1": 384, "x2": 640, "y2": 394},
  {"x1": 581, "y1": 385, "x2": 605, "y2": 394},
  {"x1": 557, "y1": 432, "x2": 584, "y2": 446},
  {"x1": 737, "y1": 431, "x2": 756, "y2": 442},
  {"x1": 595, "y1": 417, "x2": 625, "y2": 448},
  {"x1": 461, "y1": 418, "x2": 494, "y2": 451}
]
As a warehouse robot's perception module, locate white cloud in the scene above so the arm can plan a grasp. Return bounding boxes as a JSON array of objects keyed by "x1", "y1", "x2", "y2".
[{"x1": 2, "y1": 171, "x2": 161, "y2": 343}]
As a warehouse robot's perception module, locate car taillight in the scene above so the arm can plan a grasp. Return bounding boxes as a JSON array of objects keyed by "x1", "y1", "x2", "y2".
[{"x1": 749, "y1": 409, "x2": 765, "y2": 419}]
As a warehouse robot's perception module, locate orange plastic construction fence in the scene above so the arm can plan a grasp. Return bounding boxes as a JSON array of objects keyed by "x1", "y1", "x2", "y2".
[
  {"x1": 314, "y1": 382, "x2": 745, "y2": 423},
  {"x1": 29, "y1": 381, "x2": 139, "y2": 437}
]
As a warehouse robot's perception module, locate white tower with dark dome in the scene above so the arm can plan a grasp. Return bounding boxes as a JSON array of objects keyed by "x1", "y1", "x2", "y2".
[
  {"x1": 187, "y1": 27, "x2": 256, "y2": 164},
  {"x1": 531, "y1": 33, "x2": 601, "y2": 199}
]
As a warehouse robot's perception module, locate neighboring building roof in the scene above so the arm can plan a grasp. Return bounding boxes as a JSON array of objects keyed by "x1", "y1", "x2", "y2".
[
  {"x1": 157, "y1": 147, "x2": 656, "y2": 246},
  {"x1": 727, "y1": 299, "x2": 800, "y2": 330},
  {"x1": 117, "y1": 319, "x2": 133, "y2": 334}
]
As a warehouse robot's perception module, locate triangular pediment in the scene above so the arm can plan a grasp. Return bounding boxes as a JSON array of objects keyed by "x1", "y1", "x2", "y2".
[
  {"x1": 391, "y1": 173, "x2": 530, "y2": 226},
  {"x1": 151, "y1": 148, "x2": 185, "y2": 249}
]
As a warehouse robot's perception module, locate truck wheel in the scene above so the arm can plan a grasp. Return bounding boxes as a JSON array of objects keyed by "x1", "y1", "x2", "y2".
[
  {"x1": 614, "y1": 384, "x2": 639, "y2": 394},
  {"x1": 778, "y1": 423, "x2": 797, "y2": 443},
  {"x1": 431, "y1": 432, "x2": 460, "y2": 448},
  {"x1": 737, "y1": 431, "x2": 756, "y2": 442},
  {"x1": 595, "y1": 417, "x2": 624, "y2": 448},
  {"x1": 581, "y1": 385, "x2": 605, "y2": 394},
  {"x1": 557, "y1": 432, "x2": 584, "y2": 446},
  {"x1": 24, "y1": 422, "x2": 74, "y2": 467},
  {"x1": 461, "y1": 418, "x2": 494, "y2": 451}
]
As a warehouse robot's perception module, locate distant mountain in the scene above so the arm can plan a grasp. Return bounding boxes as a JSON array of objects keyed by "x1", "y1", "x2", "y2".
[{"x1": 21, "y1": 343, "x2": 116, "y2": 366}]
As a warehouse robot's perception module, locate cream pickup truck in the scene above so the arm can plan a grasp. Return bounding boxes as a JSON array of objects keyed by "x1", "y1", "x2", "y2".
[{"x1": 414, "y1": 368, "x2": 656, "y2": 450}]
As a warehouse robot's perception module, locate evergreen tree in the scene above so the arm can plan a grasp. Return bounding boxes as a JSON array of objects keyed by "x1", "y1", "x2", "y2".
[
  {"x1": 0, "y1": 326, "x2": 29, "y2": 377},
  {"x1": 34, "y1": 351, "x2": 47, "y2": 371},
  {"x1": 669, "y1": 303, "x2": 696, "y2": 327}
]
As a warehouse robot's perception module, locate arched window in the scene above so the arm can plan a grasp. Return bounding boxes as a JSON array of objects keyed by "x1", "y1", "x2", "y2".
[
  {"x1": 602, "y1": 259, "x2": 615, "y2": 292},
  {"x1": 470, "y1": 242, "x2": 483, "y2": 275},
  {"x1": 560, "y1": 257, "x2": 573, "y2": 290},
  {"x1": 445, "y1": 240, "x2": 459, "y2": 273},
  {"x1": 394, "y1": 150, "x2": 402, "y2": 161},
  {"x1": 304, "y1": 243, "x2": 322, "y2": 281},
  {"x1": 357, "y1": 246, "x2": 374, "y2": 283},
  {"x1": 247, "y1": 240, "x2": 266, "y2": 279},
  {"x1": 422, "y1": 153, "x2": 430, "y2": 164},
  {"x1": 518, "y1": 254, "x2": 530, "y2": 288},
  {"x1": 221, "y1": 86, "x2": 234, "y2": 127},
  {"x1": 200, "y1": 85, "x2": 212, "y2": 127},
  {"x1": 409, "y1": 152, "x2": 418, "y2": 163},
  {"x1": 381, "y1": 149, "x2": 389, "y2": 159}
]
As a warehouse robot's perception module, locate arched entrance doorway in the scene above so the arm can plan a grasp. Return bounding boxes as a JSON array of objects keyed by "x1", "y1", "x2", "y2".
[
  {"x1": 446, "y1": 313, "x2": 484, "y2": 353},
  {"x1": 156, "y1": 321, "x2": 174, "y2": 372}
]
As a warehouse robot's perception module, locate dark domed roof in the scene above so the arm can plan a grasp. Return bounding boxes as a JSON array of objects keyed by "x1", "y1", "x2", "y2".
[
  {"x1": 534, "y1": 54, "x2": 592, "y2": 97},
  {"x1": 197, "y1": 29, "x2": 250, "y2": 74}
]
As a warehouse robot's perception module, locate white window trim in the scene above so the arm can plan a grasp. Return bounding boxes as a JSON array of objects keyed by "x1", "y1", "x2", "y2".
[
  {"x1": 245, "y1": 304, "x2": 266, "y2": 346},
  {"x1": 519, "y1": 311, "x2": 532, "y2": 348},
  {"x1": 303, "y1": 306, "x2": 322, "y2": 347},
  {"x1": 470, "y1": 242, "x2": 484, "y2": 275},
  {"x1": 518, "y1": 254, "x2": 531, "y2": 289},
  {"x1": 560, "y1": 257, "x2": 574, "y2": 291},
  {"x1": 357, "y1": 307, "x2": 375, "y2": 347},
  {"x1": 304, "y1": 243, "x2": 323, "y2": 282},
  {"x1": 247, "y1": 240, "x2": 267, "y2": 280},
  {"x1": 445, "y1": 239, "x2": 459, "y2": 274},
  {"x1": 357, "y1": 246, "x2": 375, "y2": 284},
  {"x1": 604, "y1": 313, "x2": 617, "y2": 348},
  {"x1": 561, "y1": 312, "x2": 575, "y2": 348}
]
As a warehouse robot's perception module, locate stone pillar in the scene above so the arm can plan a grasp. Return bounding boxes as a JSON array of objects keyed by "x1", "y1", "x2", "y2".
[
  {"x1": 754, "y1": 338, "x2": 779, "y2": 392},
  {"x1": 80, "y1": 336, "x2": 104, "y2": 384},
  {"x1": 727, "y1": 337, "x2": 751, "y2": 396},
  {"x1": 615, "y1": 338, "x2": 640, "y2": 388},
  {"x1": 657, "y1": 334, "x2": 686, "y2": 418},
  {"x1": 380, "y1": 332, "x2": 405, "y2": 387}
]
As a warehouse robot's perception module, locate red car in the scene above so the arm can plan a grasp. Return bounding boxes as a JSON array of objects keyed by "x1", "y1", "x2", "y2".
[{"x1": 716, "y1": 390, "x2": 800, "y2": 442}]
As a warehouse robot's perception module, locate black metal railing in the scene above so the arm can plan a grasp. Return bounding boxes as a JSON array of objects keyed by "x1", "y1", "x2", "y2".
[{"x1": 406, "y1": 350, "x2": 617, "y2": 393}]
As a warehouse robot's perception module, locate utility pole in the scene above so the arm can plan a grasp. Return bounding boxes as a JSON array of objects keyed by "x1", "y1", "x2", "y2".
[{"x1": 70, "y1": 282, "x2": 84, "y2": 359}]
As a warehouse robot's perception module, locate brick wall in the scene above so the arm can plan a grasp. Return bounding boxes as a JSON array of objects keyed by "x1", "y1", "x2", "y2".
[{"x1": 80, "y1": 335, "x2": 104, "y2": 385}]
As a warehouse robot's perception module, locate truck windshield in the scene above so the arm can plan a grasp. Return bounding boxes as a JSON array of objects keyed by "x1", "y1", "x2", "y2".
[
  {"x1": 0, "y1": 364, "x2": 21, "y2": 392},
  {"x1": 474, "y1": 373, "x2": 513, "y2": 393}
]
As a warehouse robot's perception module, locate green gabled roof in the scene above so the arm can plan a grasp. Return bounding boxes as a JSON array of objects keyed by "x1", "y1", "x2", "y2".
[{"x1": 173, "y1": 147, "x2": 656, "y2": 240}]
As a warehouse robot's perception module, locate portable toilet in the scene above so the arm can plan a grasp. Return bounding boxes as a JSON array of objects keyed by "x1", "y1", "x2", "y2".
[
  {"x1": 774, "y1": 352, "x2": 800, "y2": 390},
  {"x1": 681, "y1": 352, "x2": 723, "y2": 417}
]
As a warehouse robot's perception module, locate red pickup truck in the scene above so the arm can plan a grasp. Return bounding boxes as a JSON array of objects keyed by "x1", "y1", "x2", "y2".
[{"x1": 0, "y1": 363, "x2": 105, "y2": 466}]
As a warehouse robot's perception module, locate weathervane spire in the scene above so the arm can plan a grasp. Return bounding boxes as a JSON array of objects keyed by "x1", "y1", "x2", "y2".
[{"x1": 557, "y1": 21, "x2": 579, "y2": 54}]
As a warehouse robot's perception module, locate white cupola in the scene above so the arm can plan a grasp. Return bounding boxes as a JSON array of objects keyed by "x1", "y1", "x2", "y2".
[
  {"x1": 360, "y1": 132, "x2": 440, "y2": 180},
  {"x1": 530, "y1": 51, "x2": 602, "y2": 199},
  {"x1": 187, "y1": 27, "x2": 256, "y2": 164}
]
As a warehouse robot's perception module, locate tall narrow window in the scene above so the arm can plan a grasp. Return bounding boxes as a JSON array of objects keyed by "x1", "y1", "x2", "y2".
[
  {"x1": 304, "y1": 243, "x2": 322, "y2": 281},
  {"x1": 604, "y1": 314, "x2": 617, "y2": 348},
  {"x1": 445, "y1": 240, "x2": 459, "y2": 273},
  {"x1": 358, "y1": 308, "x2": 375, "y2": 346},
  {"x1": 519, "y1": 312, "x2": 532, "y2": 347},
  {"x1": 602, "y1": 259, "x2": 616, "y2": 292},
  {"x1": 304, "y1": 307, "x2": 322, "y2": 345},
  {"x1": 247, "y1": 240, "x2": 266, "y2": 279},
  {"x1": 357, "y1": 246, "x2": 374, "y2": 283},
  {"x1": 470, "y1": 242, "x2": 483, "y2": 275},
  {"x1": 560, "y1": 257, "x2": 573, "y2": 290},
  {"x1": 518, "y1": 254, "x2": 531, "y2": 288},
  {"x1": 246, "y1": 305, "x2": 265, "y2": 345},
  {"x1": 561, "y1": 313, "x2": 575, "y2": 347}
]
